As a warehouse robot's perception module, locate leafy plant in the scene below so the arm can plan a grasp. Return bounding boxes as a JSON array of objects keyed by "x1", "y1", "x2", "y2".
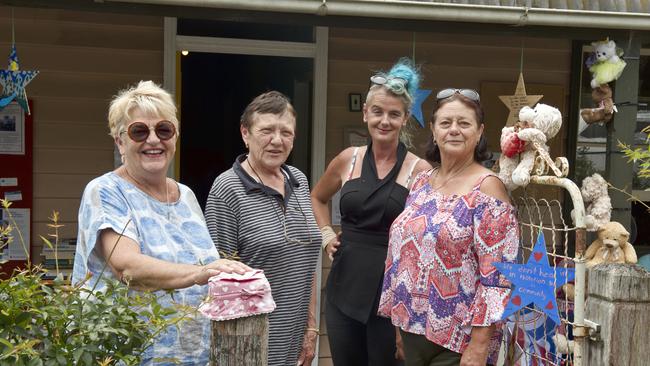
[
  {"x1": 619, "y1": 125, "x2": 650, "y2": 182},
  {"x1": 0, "y1": 199, "x2": 189, "y2": 365},
  {"x1": 615, "y1": 125, "x2": 650, "y2": 213}
]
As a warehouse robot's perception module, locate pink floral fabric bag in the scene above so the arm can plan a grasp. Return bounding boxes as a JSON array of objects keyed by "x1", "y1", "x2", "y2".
[{"x1": 199, "y1": 269, "x2": 276, "y2": 321}]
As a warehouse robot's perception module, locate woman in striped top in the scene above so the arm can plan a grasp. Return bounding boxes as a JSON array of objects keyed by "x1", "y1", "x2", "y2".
[{"x1": 205, "y1": 91, "x2": 321, "y2": 366}]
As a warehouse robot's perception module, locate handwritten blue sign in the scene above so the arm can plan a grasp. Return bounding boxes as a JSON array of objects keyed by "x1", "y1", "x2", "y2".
[{"x1": 494, "y1": 232, "x2": 575, "y2": 325}]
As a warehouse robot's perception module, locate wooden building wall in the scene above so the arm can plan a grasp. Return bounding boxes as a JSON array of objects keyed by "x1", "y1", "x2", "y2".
[
  {"x1": 0, "y1": 7, "x2": 163, "y2": 263},
  {"x1": 319, "y1": 27, "x2": 572, "y2": 365},
  {"x1": 0, "y1": 8, "x2": 573, "y2": 364}
]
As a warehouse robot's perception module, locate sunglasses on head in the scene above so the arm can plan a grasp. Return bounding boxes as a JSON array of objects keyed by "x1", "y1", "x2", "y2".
[
  {"x1": 122, "y1": 120, "x2": 176, "y2": 142},
  {"x1": 436, "y1": 88, "x2": 480, "y2": 103},
  {"x1": 370, "y1": 74, "x2": 408, "y2": 95}
]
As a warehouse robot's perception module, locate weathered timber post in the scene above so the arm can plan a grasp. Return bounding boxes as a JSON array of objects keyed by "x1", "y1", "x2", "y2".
[
  {"x1": 210, "y1": 314, "x2": 269, "y2": 366},
  {"x1": 586, "y1": 264, "x2": 650, "y2": 365}
]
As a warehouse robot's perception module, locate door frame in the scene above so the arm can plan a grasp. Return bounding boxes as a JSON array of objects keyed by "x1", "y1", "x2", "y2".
[{"x1": 163, "y1": 17, "x2": 327, "y2": 365}]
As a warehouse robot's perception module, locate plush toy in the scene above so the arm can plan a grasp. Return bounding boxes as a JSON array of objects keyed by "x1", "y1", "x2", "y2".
[
  {"x1": 553, "y1": 333, "x2": 575, "y2": 356},
  {"x1": 580, "y1": 173, "x2": 612, "y2": 231},
  {"x1": 498, "y1": 103, "x2": 563, "y2": 191},
  {"x1": 588, "y1": 39, "x2": 626, "y2": 89},
  {"x1": 585, "y1": 221, "x2": 638, "y2": 268},
  {"x1": 580, "y1": 84, "x2": 615, "y2": 125}
]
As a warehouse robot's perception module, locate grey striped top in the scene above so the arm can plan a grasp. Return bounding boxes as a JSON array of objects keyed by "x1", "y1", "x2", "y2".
[{"x1": 205, "y1": 155, "x2": 321, "y2": 366}]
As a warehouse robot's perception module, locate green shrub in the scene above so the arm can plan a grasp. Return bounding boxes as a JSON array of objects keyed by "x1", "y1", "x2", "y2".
[{"x1": 0, "y1": 200, "x2": 188, "y2": 365}]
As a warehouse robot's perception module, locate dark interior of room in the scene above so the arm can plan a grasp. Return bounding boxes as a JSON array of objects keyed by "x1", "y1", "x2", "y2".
[{"x1": 179, "y1": 52, "x2": 313, "y2": 210}]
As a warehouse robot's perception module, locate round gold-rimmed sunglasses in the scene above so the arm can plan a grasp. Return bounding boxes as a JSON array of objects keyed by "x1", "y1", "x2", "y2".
[{"x1": 121, "y1": 120, "x2": 177, "y2": 142}]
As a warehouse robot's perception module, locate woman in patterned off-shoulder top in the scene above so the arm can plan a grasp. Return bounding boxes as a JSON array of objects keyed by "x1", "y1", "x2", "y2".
[{"x1": 378, "y1": 89, "x2": 519, "y2": 366}]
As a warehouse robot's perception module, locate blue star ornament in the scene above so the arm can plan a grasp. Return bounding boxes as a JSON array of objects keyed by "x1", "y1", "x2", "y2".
[
  {"x1": 410, "y1": 89, "x2": 432, "y2": 127},
  {"x1": 493, "y1": 232, "x2": 575, "y2": 325},
  {"x1": 0, "y1": 44, "x2": 38, "y2": 114}
]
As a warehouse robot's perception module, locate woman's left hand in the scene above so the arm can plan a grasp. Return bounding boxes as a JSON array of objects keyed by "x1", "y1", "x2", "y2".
[{"x1": 296, "y1": 330, "x2": 318, "y2": 365}]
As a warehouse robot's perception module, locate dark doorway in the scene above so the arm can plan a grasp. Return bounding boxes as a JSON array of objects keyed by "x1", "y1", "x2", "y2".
[{"x1": 179, "y1": 52, "x2": 313, "y2": 210}]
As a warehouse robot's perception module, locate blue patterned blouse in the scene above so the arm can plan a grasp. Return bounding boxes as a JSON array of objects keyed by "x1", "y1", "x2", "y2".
[{"x1": 72, "y1": 172, "x2": 219, "y2": 365}]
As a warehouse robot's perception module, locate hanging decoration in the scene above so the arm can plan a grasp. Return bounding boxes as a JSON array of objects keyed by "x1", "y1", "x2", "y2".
[
  {"x1": 0, "y1": 11, "x2": 38, "y2": 114},
  {"x1": 493, "y1": 232, "x2": 575, "y2": 325},
  {"x1": 499, "y1": 73, "x2": 543, "y2": 127},
  {"x1": 410, "y1": 88, "x2": 431, "y2": 128},
  {"x1": 579, "y1": 38, "x2": 626, "y2": 127},
  {"x1": 409, "y1": 32, "x2": 431, "y2": 128}
]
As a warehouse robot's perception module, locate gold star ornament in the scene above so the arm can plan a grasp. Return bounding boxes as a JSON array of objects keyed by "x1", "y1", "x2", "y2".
[{"x1": 499, "y1": 73, "x2": 543, "y2": 126}]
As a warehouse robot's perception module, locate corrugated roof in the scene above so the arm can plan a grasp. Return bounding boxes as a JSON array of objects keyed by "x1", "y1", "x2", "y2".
[
  {"x1": 98, "y1": 0, "x2": 650, "y2": 30},
  {"x1": 410, "y1": 0, "x2": 649, "y2": 13}
]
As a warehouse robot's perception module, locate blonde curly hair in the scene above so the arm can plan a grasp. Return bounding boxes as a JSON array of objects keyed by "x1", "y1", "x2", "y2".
[{"x1": 108, "y1": 81, "x2": 179, "y2": 138}]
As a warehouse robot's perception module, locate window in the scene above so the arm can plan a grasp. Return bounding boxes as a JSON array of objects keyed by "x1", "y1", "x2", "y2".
[{"x1": 574, "y1": 47, "x2": 650, "y2": 198}]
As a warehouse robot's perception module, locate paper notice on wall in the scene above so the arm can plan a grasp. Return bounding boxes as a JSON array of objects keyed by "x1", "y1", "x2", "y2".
[
  {"x1": 0, "y1": 208, "x2": 30, "y2": 260},
  {"x1": 0, "y1": 103, "x2": 25, "y2": 155},
  {"x1": 0, "y1": 177, "x2": 17, "y2": 186},
  {"x1": 4, "y1": 191, "x2": 22, "y2": 201}
]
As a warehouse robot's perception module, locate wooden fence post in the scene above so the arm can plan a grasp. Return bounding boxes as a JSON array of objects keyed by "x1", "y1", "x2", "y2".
[
  {"x1": 586, "y1": 264, "x2": 650, "y2": 365},
  {"x1": 210, "y1": 314, "x2": 269, "y2": 366}
]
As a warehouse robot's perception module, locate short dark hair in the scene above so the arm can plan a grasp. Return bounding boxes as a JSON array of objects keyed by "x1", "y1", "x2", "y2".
[
  {"x1": 240, "y1": 91, "x2": 296, "y2": 129},
  {"x1": 425, "y1": 93, "x2": 491, "y2": 163}
]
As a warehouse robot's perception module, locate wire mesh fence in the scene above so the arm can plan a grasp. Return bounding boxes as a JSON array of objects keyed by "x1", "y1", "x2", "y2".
[{"x1": 498, "y1": 177, "x2": 587, "y2": 366}]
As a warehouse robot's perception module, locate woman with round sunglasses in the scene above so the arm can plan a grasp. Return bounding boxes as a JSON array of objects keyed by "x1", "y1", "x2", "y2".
[
  {"x1": 205, "y1": 91, "x2": 321, "y2": 366},
  {"x1": 378, "y1": 89, "x2": 519, "y2": 366},
  {"x1": 311, "y1": 59, "x2": 431, "y2": 366},
  {"x1": 72, "y1": 81, "x2": 250, "y2": 365}
]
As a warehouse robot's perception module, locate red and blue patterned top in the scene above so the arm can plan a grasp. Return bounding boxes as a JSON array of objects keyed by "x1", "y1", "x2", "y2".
[{"x1": 378, "y1": 170, "x2": 519, "y2": 364}]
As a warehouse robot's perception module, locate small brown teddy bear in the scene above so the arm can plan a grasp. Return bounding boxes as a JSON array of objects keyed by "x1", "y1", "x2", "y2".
[
  {"x1": 585, "y1": 221, "x2": 637, "y2": 268},
  {"x1": 580, "y1": 84, "x2": 614, "y2": 125}
]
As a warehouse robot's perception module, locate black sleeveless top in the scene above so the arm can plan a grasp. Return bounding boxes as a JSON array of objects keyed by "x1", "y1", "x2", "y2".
[{"x1": 326, "y1": 141, "x2": 409, "y2": 323}]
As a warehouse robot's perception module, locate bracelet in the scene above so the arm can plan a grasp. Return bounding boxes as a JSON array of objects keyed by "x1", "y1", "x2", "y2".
[
  {"x1": 320, "y1": 225, "x2": 337, "y2": 250},
  {"x1": 305, "y1": 327, "x2": 320, "y2": 335}
]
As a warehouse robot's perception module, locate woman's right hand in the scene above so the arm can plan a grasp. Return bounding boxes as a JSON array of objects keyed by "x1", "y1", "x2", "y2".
[
  {"x1": 324, "y1": 232, "x2": 342, "y2": 261},
  {"x1": 193, "y1": 259, "x2": 251, "y2": 285}
]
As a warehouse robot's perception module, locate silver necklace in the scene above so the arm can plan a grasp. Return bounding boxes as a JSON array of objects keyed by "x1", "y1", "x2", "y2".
[
  {"x1": 123, "y1": 167, "x2": 172, "y2": 220},
  {"x1": 431, "y1": 161, "x2": 474, "y2": 191}
]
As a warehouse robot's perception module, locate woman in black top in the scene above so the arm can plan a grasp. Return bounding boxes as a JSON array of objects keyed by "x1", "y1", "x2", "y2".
[{"x1": 311, "y1": 59, "x2": 431, "y2": 366}]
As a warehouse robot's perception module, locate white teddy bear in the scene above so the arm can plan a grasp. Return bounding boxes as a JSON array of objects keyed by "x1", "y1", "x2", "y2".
[
  {"x1": 580, "y1": 173, "x2": 612, "y2": 231},
  {"x1": 589, "y1": 39, "x2": 626, "y2": 89},
  {"x1": 498, "y1": 103, "x2": 563, "y2": 191}
]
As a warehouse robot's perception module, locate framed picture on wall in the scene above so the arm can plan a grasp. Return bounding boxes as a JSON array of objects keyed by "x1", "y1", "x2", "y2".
[
  {"x1": 344, "y1": 127, "x2": 368, "y2": 147},
  {"x1": 349, "y1": 93, "x2": 362, "y2": 112}
]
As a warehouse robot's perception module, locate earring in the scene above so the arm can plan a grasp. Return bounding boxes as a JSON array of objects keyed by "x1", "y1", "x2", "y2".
[{"x1": 120, "y1": 154, "x2": 125, "y2": 164}]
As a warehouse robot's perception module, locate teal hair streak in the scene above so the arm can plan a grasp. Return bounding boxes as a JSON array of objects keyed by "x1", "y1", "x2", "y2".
[{"x1": 387, "y1": 58, "x2": 420, "y2": 101}]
